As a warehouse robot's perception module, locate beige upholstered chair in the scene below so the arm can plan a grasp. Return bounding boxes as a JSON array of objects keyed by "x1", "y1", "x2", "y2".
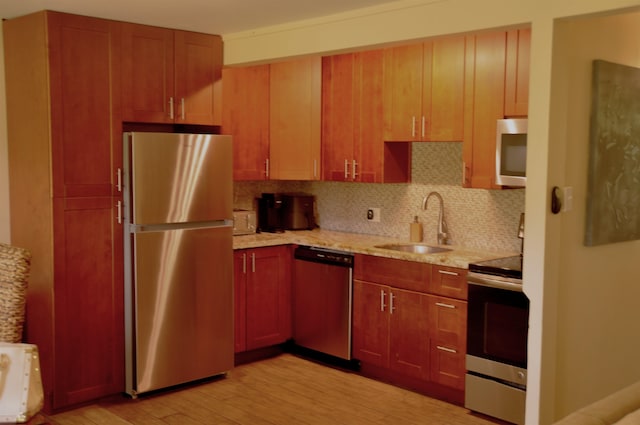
[{"x1": 0, "y1": 243, "x2": 31, "y2": 343}]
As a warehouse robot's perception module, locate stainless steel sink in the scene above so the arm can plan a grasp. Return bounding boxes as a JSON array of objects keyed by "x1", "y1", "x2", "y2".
[{"x1": 374, "y1": 243, "x2": 452, "y2": 254}]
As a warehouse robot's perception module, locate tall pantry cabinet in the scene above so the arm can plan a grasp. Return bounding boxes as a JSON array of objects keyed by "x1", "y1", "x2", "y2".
[{"x1": 4, "y1": 11, "x2": 124, "y2": 411}]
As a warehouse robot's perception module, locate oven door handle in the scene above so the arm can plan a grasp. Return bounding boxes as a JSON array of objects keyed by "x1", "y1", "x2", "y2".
[{"x1": 467, "y1": 272, "x2": 523, "y2": 292}]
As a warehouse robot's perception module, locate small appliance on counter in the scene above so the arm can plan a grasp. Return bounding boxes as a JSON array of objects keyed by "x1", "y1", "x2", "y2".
[
  {"x1": 256, "y1": 193, "x2": 285, "y2": 233},
  {"x1": 232, "y1": 209, "x2": 257, "y2": 235},
  {"x1": 256, "y1": 192, "x2": 316, "y2": 233},
  {"x1": 282, "y1": 193, "x2": 316, "y2": 230}
]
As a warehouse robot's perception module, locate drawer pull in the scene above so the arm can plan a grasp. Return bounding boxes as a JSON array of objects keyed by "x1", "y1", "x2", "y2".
[
  {"x1": 435, "y1": 302, "x2": 455, "y2": 309},
  {"x1": 436, "y1": 345, "x2": 457, "y2": 354},
  {"x1": 438, "y1": 269, "x2": 459, "y2": 276}
]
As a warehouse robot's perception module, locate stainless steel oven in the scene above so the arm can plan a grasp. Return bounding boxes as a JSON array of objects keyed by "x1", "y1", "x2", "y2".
[{"x1": 465, "y1": 256, "x2": 529, "y2": 425}]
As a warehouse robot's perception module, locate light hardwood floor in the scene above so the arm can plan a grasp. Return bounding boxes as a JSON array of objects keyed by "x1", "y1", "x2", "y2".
[{"x1": 40, "y1": 354, "x2": 505, "y2": 425}]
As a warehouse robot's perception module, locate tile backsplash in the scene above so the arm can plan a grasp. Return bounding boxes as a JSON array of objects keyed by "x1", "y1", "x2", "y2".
[{"x1": 234, "y1": 142, "x2": 525, "y2": 253}]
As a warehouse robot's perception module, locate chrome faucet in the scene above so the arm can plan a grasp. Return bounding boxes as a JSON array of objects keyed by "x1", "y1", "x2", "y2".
[{"x1": 422, "y1": 191, "x2": 448, "y2": 245}]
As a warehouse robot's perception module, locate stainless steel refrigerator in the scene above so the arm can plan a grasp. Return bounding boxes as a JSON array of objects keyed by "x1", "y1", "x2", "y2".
[{"x1": 122, "y1": 132, "x2": 234, "y2": 397}]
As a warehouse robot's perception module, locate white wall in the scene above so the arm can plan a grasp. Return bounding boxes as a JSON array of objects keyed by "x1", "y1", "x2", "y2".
[{"x1": 550, "y1": 12, "x2": 640, "y2": 418}]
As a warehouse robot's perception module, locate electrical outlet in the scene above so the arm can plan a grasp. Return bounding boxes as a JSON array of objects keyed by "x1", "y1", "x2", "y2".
[{"x1": 367, "y1": 208, "x2": 381, "y2": 222}]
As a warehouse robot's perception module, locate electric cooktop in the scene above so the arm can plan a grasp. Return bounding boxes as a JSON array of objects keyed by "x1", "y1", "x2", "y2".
[{"x1": 468, "y1": 255, "x2": 523, "y2": 280}]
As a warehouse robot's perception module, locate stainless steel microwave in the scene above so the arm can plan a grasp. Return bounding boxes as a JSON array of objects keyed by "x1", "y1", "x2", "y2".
[{"x1": 496, "y1": 118, "x2": 527, "y2": 187}]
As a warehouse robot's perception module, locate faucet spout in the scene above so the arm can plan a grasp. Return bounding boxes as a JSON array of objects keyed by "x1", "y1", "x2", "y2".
[{"x1": 422, "y1": 191, "x2": 448, "y2": 245}]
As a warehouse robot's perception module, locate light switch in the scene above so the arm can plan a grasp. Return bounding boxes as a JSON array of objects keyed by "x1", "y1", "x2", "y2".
[{"x1": 563, "y1": 187, "x2": 573, "y2": 212}]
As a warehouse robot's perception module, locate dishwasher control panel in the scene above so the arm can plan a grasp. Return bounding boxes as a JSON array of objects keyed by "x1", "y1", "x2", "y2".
[{"x1": 294, "y1": 246, "x2": 354, "y2": 267}]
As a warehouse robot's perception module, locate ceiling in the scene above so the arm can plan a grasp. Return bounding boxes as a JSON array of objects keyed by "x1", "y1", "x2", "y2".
[{"x1": 0, "y1": 0, "x2": 402, "y2": 35}]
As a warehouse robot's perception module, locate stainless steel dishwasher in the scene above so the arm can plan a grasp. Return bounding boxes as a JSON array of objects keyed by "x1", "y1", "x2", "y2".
[{"x1": 292, "y1": 245, "x2": 354, "y2": 361}]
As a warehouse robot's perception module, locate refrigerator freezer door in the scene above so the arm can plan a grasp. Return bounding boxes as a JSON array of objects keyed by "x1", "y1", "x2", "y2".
[
  {"x1": 127, "y1": 132, "x2": 232, "y2": 225},
  {"x1": 131, "y1": 225, "x2": 233, "y2": 395}
]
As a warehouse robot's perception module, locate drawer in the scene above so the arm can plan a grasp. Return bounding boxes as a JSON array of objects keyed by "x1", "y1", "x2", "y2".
[
  {"x1": 429, "y1": 265, "x2": 467, "y2": 299},
  {"x1": 354, "y1": 254, "x2": 430, "y2": 292}
]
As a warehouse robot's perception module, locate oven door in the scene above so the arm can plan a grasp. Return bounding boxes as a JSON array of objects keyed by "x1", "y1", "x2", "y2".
[{"x1": 466, "y1": 278, "x2": 529, "y2": 369}]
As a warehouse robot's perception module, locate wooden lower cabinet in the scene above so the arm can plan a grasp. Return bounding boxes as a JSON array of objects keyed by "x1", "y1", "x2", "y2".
[
  {"x1": 352, "y1": 254, "x2": 467, "y2": 402},
  {"x1": 234, "y1": 245, "x2": 292, "y2": 353},
  {"x1": 427, "y1": 295, "x2": 467, "y2": 390},
  {"x1": 353, "y1": 280, "x2": 429, "y2": 379}
]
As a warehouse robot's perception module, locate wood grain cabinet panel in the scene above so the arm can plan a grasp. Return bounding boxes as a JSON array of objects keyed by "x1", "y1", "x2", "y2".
[
  {"x1": 352, "y1": 254, "x2": 468, "y2": 397},
  {"x1": 121, "y1": 23, "x2": 222, "y2": 125},
  {"x1": 352, "y1": 280, "x2": 390, "y2": 367},
  {"x1": 234, "y1": 246, "x2": 292, "y2": 352},
  {"x1": 383, "y1": 36, "x2": 466, "y2": 142},
  {"x1": 428, "y1": 295, "x2": 467, "y2": 390},
  {"x1": 462, "y1": 30, "x2": 508, "y2": 189},
  {"x1": 269, "y1": 57, "x2": 321, "y2": 180},
  {"x1": 352, "y1": 281, "x2": 429, "y2": 380},
  {"x1": 4, "y1": 11, "x2": 123, "y2": 412},
  {"x1": 222, "y1": 64, "x2": 270, "y2": 181},
  {"x1": 322, "y1": 50, "x2": 410, "y2": 183},
  {"x1": 505, "y1": 28, "x2": 531, "y2": 117}
]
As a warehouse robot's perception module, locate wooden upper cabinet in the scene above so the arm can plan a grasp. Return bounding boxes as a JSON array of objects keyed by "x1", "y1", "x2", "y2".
[
  {"x1": 383, "y1": 36, "x2": 465, "y2": 142},
  {"x1": 322, "y1": 50, "x2": 410, "y2": 183},
  {"x1": 121, "y1": 23, "x2": 222, "y2": 125},
  {"x1": 428, "y1": 36, "x2": 466, "y2": 141},
  {"x1": 462, "y1": 31, "x2": 507, "y2": 189},
  {"x1": 174, "y1": 31, "x2": 222, "y2": 125},
  {"x1": 383, "y1": 43, "x2": 423, "y2": 141},
  {"x1": 47, "y1": 12, "x2": 121, "y2": 198},
  {"x1": 269, "y1": 56, "x2": 321, "y2": 180},
  {"x1": 505, "y1": 28, "x2": 531, "y2": 117},
  {"x1": 222, "y1": 65, "x2": 270, "y2": 181},
  {"x1": 322, "y1": 53, "x2": 356, "y2": 181}
]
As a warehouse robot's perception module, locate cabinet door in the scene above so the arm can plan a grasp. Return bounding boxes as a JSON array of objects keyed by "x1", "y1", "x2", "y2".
[
  {"x1": 48, "y1": 12, "x2": 121, "y2": 198},
  {"x1": 383, "y1": 43, "x2": 424, "y2": 141},
  {"x1": 322, "y1": 53, "x2": 356, "y2": 181},
  {"x1": 462, "y1": 31, "x2": 507, "y2": 188},
  {"x1": 270, "y1": 57, "x2": 321, "y2": 180},
  {"x1": 426, "y1": 35, "x2": 466, "y2": 141},
  {"x1": 121, "y1": 23, "x2": 174, "y2": 124},
  {"x1": 245, "y1": 246, "x2": 292, "y2": 350},
  {"x1": 52, "y1": 197, "x2": 124, "y2": 409},
  {"x1": 233, "y1": 251, "x2": 248, "y2": 353},
  {"x1": 505, "y1": 28, "x2": 531, "y2": 117},
  {"x1": 388, "y1": 288, "x2": 430, "y2": 379},
  {"x1": 428, "y1": 295, "x2": 467, "y2": 389},
  {"x1": 222, "y1": 65, "x2": 270, "y2": 181},
  {"x1": 174, "y1": 30, "x2": 222, "y2": 125},
  {"x1": 355, "y1": 49, "x2": 390, "y2": 183},
  {"x1": 352, "y1": 280, "x2": 389, "y2": 367},
  {"x1": 322, "y1": 49, "x2": 406, "y2": 183}
]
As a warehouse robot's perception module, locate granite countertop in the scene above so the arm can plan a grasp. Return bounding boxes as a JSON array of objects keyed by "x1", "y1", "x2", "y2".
[{"x1": 233, "y1": 228, "x2": 518, "y2": 269}]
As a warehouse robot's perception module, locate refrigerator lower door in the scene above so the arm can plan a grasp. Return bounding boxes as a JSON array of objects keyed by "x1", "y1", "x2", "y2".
[{"x1": 127, "y1": 225, "x2": 233, "y2": 395}]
